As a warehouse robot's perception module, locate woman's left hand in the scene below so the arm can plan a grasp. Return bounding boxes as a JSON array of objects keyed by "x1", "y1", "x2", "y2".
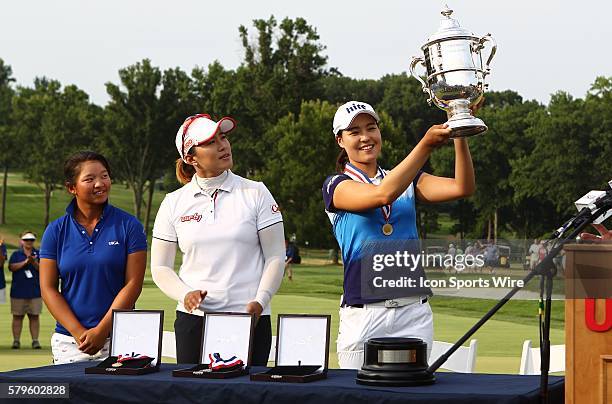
[
  {"x1": 78, "y1": 327, "x2": 107, "y2": 355},
  {"x1": 245, "y1": 301, "x2": 263, "y2": 318}
]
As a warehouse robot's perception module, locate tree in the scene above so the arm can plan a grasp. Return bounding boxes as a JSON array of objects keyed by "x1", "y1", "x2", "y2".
[
  {"x1": 102, "y1": 60, "x2": 195, "y2": 230},
  {"x1": 427, "y1": 90, "x2": 547, "y2": 239},
  {"x1": 0, "y1": 58, "x2": 16, "y2": 225},
  {"x1": 12, "y1": 78, "x2": 95, "y2": 226},
  {"x1": 511, "y1": 92, "x2": 596, "y2": 221},
  {"x1": 260, "y1": 100, "x2": 407, "y2": 248},
  {"x1": 584, "y1": 76, "x2": 612, "y2": 188},
  {"x1": 233, "y1": 16, "x2": 330, "y2": 175}
]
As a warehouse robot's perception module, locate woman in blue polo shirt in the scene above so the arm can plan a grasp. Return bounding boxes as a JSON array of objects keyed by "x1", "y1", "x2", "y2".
[
  {"x1": 0, "y1": 236, "x2": 6, "y2": 304},
  {"x1": 40, "y1": 151, "x2": 148, "y2": 365},
  {"x1": 8, "y1": 231, "x2": 41, "y2": 349},
  {"x1": 322, "y1": 101, "x2": 476, "y2": 369}
]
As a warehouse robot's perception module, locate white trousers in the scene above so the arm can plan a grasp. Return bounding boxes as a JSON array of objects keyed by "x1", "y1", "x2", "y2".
[
  {"x1": 51, "y1": 332, "x2": 110, "y2": 365},
  {"x1": 337, "y1": 300, "x2": 434, "y2": 370}
]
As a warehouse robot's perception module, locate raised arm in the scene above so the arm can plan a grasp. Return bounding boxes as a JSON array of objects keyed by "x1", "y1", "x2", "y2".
[
  {"x1": 415, "y1": 138, "x2": 475, "y2": 203},
  {"x1": 333, "y1": 125, "x2": 452, "y2": 211}
]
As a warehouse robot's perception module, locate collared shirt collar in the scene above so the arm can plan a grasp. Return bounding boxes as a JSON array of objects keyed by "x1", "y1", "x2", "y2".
[
  {"x1": 189, "y1": 170, "x2": 236, "y2": 197},
  {"x1": 65, "y1": 198, "x2": 112, "y2": 220}
]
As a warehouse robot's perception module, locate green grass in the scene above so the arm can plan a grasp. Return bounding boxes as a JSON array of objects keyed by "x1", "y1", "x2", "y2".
[
  {"x1": 1, "y1": 261, "x2": 565, "y2": 373},
  {"x1": 0, "y1": 172, "x2": 566, "y2": 374}
]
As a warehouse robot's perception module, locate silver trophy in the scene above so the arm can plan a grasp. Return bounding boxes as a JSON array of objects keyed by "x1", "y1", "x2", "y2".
[{"x1": 410, "y1": 5, "x2": 497, "y2": 137}]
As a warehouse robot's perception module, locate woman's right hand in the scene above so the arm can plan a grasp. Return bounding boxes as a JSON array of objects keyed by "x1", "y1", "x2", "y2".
[
  {"x1": 422, "y1": 124, "x2": 452, "y2": 149},
  {"x1": 184, "y1": 290, "x2": 207, "y2": 312}
]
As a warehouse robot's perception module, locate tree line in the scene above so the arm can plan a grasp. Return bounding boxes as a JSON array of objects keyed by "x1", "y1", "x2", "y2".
[{"x1": 0, "y1": 16, "x2": 610, "y2": 247}]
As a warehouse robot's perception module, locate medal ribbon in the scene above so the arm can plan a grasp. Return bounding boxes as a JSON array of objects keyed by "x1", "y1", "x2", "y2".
[
  {"x1": 343, "y1": 163, "x2": 392, "y2": 223},
  {"x1": 116, "y1": 352, "x2": 152, "y2": 363}
]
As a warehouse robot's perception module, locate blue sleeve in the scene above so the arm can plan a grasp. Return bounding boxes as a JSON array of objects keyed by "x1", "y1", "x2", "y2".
[
  {"x1": 39, "y1": 223, "x2": 59, "y2": 260},
  {"x1": 413, "y1": 170, "x2": 424, "y2": 188},
  {"x1": 126, "y1": 216, "x2": 148, "y2": 254},
  {"x1": 1, "y1": 245, "x2": 6, "y2": 259},
  {"x1": 322, "y1": 174, "x2": 351, "y2": 213}
]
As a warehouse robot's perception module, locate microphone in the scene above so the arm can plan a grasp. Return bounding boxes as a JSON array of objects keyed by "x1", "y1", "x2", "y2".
[
  {"x1": 552, "y1": 181, "x2": 612, "y2": 238},
  {"x1": 574, "y1": 180, "x2": 612, "y2": 224}
]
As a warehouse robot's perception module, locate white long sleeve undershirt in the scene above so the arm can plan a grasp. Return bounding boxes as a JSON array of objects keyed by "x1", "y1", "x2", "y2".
[{"x1": 150, "y1": 221, "x2": 285, "y2": 310}]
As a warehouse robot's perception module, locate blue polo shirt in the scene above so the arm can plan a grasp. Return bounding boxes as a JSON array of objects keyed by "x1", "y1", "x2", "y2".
[
  {"x1": 40, "y1": 199, "x2": 148, "y2": 336},
  {"x1": 322, "y1": 168, "x2": 431, "y2": 305},
  {"x1": 0, "y1": 244, "x2": 6, "y2": 290},
  {"x1": 9, "y1": 248, "x2": 41, "y2": 299}
]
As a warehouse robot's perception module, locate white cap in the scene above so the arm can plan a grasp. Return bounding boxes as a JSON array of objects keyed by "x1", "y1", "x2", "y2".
[
  {"x1": 332, "y1": 101, "x2": 380, "y2": 135},
  {"x1": 175, "y1": 114, "x2": 236, "y2": 161},
  {"x1": 21, "y1": 232, "x2": 36, "y2": 241}
]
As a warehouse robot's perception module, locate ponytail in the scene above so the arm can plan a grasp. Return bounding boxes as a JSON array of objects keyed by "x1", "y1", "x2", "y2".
[
  {"x1": 336, "y1": 148, "x2": 349, "y2": 173},
  {"x1": 175, "y1": 158, "x2": 195, "y2": 185}
]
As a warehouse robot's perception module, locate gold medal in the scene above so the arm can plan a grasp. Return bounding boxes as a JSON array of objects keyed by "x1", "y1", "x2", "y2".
[{"x1": 382, "y1": 223, "x2": 394, "y2": 236}]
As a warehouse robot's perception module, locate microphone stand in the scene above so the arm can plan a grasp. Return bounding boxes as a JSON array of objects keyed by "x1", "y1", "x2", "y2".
[{"x1": 426, "y1": 203, "x2": 611, "y2": 404}]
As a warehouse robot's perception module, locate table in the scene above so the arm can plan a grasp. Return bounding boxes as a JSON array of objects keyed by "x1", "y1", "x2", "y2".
[{"x1": 0, "y1": 363, "x2": 564, "y2": 404}]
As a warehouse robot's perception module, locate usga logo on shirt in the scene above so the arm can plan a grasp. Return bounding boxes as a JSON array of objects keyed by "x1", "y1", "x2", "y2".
[
  {"x1": 108, "y1": 241, "x2": 119, "y2": 246},
  {"x1": 181, "y1": 213, "x2": 203, "y2": 222}
]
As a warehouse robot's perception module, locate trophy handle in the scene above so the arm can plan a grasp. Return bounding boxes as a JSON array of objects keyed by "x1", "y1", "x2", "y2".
[
  {"x1": 409, "y1": 56, "x2": 434, "y2": 105},
  {"x1": 474, "y1": 33, "x2": 497, "y2": 79}
]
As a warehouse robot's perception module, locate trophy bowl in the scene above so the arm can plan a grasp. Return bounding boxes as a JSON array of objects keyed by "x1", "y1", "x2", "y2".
[{"x1": 410, "y1": 6, "x2": 497, "y2": 137}]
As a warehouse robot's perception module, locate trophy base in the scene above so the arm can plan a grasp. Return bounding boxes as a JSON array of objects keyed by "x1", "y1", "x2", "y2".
[
  {"x1": 445, "y1": 116, "x2": 487, "y2": 138},
  {"x1": 356, "y1": 337, "x2": 435, "y2": 387}
]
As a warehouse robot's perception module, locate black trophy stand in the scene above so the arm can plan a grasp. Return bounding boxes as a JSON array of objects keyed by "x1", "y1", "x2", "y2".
[{"x1": 426, "y1": 198, "x2": 611, "y2": 404}]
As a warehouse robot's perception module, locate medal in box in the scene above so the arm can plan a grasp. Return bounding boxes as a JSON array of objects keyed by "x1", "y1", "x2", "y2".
[
  {"x1": 85, "y1": 310, "x2": 164, "y2": 375},
  {"x1": 251, "y1": 314, "x2": 330, "y2": 383},
  {"x1": 173, "y1": 312, "x2": 255, "y2": 379}
]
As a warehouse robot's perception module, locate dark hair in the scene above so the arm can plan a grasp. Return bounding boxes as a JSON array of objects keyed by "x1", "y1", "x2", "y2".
[
  {"x1": 334, "y1": 131, "x2": 349, "y2": 173},
  {"x1": 175, "y1": 148, "x2": 195, "y2": 185},
  {"x1": 64, "y1": 151, "x2": 112, "y2": 187},
  {"x1": 336, "y1": 148, "x2": 349, "y2": 173}
]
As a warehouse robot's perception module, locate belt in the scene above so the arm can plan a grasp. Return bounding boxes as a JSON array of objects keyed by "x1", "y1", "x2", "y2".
[{"x1": 343, "y1": 296, "x2": 428, "y2": 309}]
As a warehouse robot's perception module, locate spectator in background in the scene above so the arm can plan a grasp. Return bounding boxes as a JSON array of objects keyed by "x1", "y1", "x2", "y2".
[
  {"x1": 446, "y1": 243, "x2": 457, "y2": 272},
  {"x1": 284, "y1": 239, "x2": 295, "y2": 281},
  {"x1": 464, "y1": 243, "x2": 474, "y2": 272},
  {"x1": 8, "y1": 231, "x2": 41, "y2": 349},
  {"x1": 528, "y1": 239, "x2": 539, "y2": 270},
  {"x1": 0, "y1": 236, "x2": 6, "y2": 304},
  {"x1": 484, "y1": 242, "x2": 499, "y2": 274},
  {"x1": 538, "y1": 240, "x2": 547, "y2": 264}
]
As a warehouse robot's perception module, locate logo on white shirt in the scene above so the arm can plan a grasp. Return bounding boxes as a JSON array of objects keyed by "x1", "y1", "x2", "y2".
[
  {"x1": 271, "y1": 204, "x2": 280, "y2": 213},
  {"x1": 181, "y1": 213, "x2": 203, "y2": 222},
  {"x1": 108, "y1": 241, "x2": 119, "y2": 246}
]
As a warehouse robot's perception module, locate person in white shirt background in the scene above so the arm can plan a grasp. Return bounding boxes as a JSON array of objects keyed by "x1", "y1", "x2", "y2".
[{"x1": 151, "y1": 113, "x2": 285, "y2": 365}]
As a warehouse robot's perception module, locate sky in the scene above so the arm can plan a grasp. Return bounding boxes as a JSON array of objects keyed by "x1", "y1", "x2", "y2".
[{"x1": 1, "y1": 0, "x2": 611, "y2": 106}]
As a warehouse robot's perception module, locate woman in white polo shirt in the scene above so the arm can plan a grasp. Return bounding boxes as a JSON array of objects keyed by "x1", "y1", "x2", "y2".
[{"x1": 152, "y1": 114, "x2": 285, "y2": 364}]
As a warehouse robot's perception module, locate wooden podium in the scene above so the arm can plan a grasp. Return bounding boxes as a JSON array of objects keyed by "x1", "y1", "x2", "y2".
[{"x1": 565, "y1": 244, "x2": 612, "y2": 404}]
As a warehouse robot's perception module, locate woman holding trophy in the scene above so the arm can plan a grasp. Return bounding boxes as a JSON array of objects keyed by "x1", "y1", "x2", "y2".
[
  {"x1": 322, "y1": 100, "x2": 477, "y2": 369},
  {"x1": 151, "y1": 113, "x2": 285, "y2": 365}
]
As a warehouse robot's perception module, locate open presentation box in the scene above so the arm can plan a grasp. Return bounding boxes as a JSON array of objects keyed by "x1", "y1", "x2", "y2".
[
  {"x1": 251, "y1": 314, "x2": 330, "y2": 383},
  {"x1": 173, "y1": 312, "x2": 255, "y2": 379},
  {"x1": 85, "y1": 310, "x2": 164, "y2": 376}
]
